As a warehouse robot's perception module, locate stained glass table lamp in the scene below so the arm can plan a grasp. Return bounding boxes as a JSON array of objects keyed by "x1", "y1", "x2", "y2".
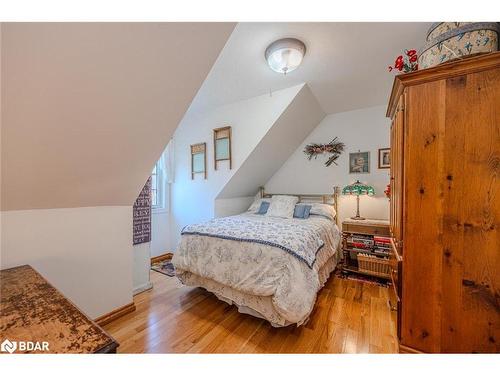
[{"x1": 342, "y1": 180, "x2": 375, "y2": 220}]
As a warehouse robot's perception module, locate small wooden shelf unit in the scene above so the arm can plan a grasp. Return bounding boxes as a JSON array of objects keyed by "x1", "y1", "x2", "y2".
[{"x1": 341, "y1": 219, "x2": 391, "y2": 280}]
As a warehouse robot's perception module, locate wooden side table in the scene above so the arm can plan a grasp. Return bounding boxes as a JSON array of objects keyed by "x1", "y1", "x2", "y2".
[
  {"x1": 0, "y1": 265, "x2": 118, "y2": 353},
  {"x1": 341, "y1": 219, "x2": 391, "y2": 280}
]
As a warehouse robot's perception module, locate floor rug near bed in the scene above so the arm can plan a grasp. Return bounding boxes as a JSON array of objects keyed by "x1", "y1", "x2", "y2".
[
  {"x1": 334, "y1": 269, "x2": 389, "y2": 287},
  {"x1": 151, "y1": 260, "x2": 176, "y2": 277}
]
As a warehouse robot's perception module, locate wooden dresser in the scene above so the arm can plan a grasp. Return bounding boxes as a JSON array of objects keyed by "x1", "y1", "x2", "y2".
[
  {"x1": 0, "y1": 265, "x2": 118, "y2": 353},
  {"x1": 387, "y1": 53, "x2": 500, "y2": 353}
]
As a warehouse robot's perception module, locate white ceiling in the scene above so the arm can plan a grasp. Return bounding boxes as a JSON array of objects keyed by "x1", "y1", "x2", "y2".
[{"x1": 189, "y1": 22, "x2": 432, "y2": 115}]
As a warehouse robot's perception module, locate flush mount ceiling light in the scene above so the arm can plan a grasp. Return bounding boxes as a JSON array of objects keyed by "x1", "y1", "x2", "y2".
[{"x1": 265, "y1": 38, "x2": 306, "y2": 75}]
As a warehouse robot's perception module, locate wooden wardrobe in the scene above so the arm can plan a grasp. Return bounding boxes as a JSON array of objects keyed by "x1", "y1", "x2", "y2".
[{"x1": 386, "y1": 52, "x2": 499, "y2": 353}]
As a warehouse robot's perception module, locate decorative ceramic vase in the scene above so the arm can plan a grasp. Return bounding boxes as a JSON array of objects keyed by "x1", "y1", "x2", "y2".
[{"x1": 419, "y1": 22, "x2": 499, "y2": 69}]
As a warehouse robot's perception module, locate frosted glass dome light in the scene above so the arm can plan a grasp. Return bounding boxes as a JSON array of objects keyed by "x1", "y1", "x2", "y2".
[{"x1": 265, "y1": 38, "x2": 306, "y2": 75}]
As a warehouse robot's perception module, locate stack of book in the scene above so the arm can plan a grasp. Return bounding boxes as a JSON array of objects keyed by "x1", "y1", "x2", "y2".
[
  {"x1": 373, "y1": 236, "x2": 391, "y2": 256},
  {"x1": 347, "y1": 234, "x2": 373, "y2": 249},
  {"x1": 346, "y1": 234, "x2": 391, "y2": 258}
]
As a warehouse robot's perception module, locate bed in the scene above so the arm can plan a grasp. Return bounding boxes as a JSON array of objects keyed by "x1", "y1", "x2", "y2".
[{"x1": 172, "y1": 188, "x2": 341, "y2": 327}]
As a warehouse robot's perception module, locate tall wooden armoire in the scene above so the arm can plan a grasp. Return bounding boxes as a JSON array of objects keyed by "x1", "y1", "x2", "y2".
[{"x1": 386, "y1": 52, "x2": 499, "y2": 353}]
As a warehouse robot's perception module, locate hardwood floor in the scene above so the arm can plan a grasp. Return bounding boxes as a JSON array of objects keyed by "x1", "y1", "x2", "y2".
[{"x1": 104, "y1": 270, "x2": 399, "y2": 353}]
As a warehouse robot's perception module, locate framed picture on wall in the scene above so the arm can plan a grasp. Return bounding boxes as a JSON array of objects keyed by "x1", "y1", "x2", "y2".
[
  {"x1": 349, "y1": 151, "x2": 370, "y2": 174},
  {"x1": 191, "y1": 142, "x2": 207, "y2": 179},
  {"x1": 213, "y1": 126, "x2": 232, "y2": 170},
  {"x1": 378, "y1": 148, "x2": 390, "y2": 169}
]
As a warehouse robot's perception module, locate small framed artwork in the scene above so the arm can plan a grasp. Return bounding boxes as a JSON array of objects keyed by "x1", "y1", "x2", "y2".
[
  {"x1": 349, "y1": 151, "x2": 370, "y2": 174},
  {"x1": 378, "y1": 148, "x2": 391, "y2": 169},
  {"x1": 213, "y1": 126, "x2": 232, "y2": 170},
  {"x1": 191, "y1": 142, "x2": 207, "y2": 179}
]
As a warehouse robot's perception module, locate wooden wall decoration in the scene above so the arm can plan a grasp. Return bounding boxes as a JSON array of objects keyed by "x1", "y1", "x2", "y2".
[
  {"x1": 213, "y1": 126, "x2": 232, "y2": 170},
  {"x1": 303, "y1": 137, "x2": 345, "y2": 167},
  {"x1": 133, "y1": 177, "x2": 151, "y2": 245},
  {"x1": 191, "y1": 142, "x2": 207, "y2": 179}
]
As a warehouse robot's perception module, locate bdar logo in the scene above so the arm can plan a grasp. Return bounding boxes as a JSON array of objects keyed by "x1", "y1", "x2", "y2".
[{"x1": 1, "y1": 339, "x2": 17, "y2": 353}]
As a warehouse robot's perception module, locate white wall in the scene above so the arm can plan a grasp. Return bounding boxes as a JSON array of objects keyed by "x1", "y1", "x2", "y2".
[
  {"x1": 214, "y1": 197, "x2": 255, "y2": 218},
  {"x1": 133, "y1": 242, "x2": 151, "y2": 295},
  {"x1": 151, "y1": 209, "x2": 170, "y2": 257},
  {"x1": 0, "y1": 206, "x2": 133, "y2": 319},
  {"x1": 217, "y1": 84, "x2": 325, "y2": 199},
  {"x1": 169, "y1": 84, "x2": 304, "y2": 250},
  {"x1": 266, "y1": 105, "x2": 390, "y2": 223}
]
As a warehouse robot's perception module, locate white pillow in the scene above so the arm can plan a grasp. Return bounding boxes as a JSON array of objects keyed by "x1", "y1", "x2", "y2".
[
  {"x1": 247, "y1": 198, "x2": 271, "y2": 213},
  {"x1": 310, "y1": 203, "x2": 337, "y2": 222},
  {"x1": 266, "y1": 195, "x2": 299, "y2": 218}
]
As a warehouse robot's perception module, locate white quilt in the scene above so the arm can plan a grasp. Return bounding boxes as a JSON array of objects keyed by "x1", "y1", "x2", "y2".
[{"x1": 172, "y1": 213, "x2": 340, "y2": 325}]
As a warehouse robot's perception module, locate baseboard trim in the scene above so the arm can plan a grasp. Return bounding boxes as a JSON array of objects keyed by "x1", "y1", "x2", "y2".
[
  {"x1": 95, "y1": 302, "x2": 136, "y2": 327},
  {"x1": 399, "y1": 344, "x2": 424, "y2": 354},
  {"x1": 151, "y1": 252, "x2": 173, "y2": 265},
  {"x1": 133, "y1": 281, "x2": 153, "y2": 296}
]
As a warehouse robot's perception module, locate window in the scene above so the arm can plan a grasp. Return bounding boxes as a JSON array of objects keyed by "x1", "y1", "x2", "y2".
[
  {"x1": 151, "y1": 140, "x2": 173, "y2": 212},
  {"x1": 151, "y1": 162, "x2": 160, "y2": 209}
]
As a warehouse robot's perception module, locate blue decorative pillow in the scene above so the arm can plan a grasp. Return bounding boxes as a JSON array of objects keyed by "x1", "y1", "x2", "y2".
[
  {"x1": 257, "y1": 201, "x2": 270, "y2": 215},
  {"x1": 303, "y1": 205, "x2": 312, "y2": 218},
  {"x1": 293, "y1": 204, "x2": 312, "y2": 219}
]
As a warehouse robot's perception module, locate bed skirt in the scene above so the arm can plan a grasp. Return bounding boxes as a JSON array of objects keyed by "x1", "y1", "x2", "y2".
[{"x1": 177, "y1": 249, "x2": 341, "y2": 327}]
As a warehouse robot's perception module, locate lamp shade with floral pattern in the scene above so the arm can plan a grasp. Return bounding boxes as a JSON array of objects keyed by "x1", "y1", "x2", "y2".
[{"x1": 342, "y1": 180, "x2": 375, "y2": 196}]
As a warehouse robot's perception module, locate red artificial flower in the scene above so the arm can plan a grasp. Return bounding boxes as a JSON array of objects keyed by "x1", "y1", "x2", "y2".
[
  {"x1": 397, "y1": 64, "x2": 403, "y2": 71},
  {"x1": 384, "y1": 184, "x2": 391, "y2": 198},
  {"x1": 388, "y1": 66, "x2": 393, "y2": 72},
  {"x1": 406, "y1": 49, "x2": 417, "y2": 57},
  {"x1": 409, "y1": 55, "x2": 418, "y2": 63},
  {"x1": 394, "y1": 56, "x2": 404, "y2": 70}
]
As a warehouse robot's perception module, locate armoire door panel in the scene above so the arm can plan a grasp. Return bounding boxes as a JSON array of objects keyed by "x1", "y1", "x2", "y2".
[
  {"x1": 402, "y1": 80, "x2": 446, "y2": 353},
  {"x1": 440, "y1": 69, "x2": 500, "y2": 353}
]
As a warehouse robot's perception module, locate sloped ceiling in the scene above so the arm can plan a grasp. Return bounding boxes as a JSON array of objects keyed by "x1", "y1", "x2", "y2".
[
  {"x1": 217, "y1": 83, "x2": 325, "y2": 199},
  {"x1": 189, "y1": 22, "x2": 431, "y2": 115},
  {"x1": 1, "y1": 22, "x2": 235, "y2": 211}
]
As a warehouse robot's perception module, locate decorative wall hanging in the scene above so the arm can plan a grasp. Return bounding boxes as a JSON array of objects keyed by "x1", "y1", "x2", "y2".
[
  {"x1": 133, "y1": 177, "x2": 152, "y2": 245},
  {"x1": 349, "y1": 151, "x2": 370, "y2": 174},
  {"x1": 303, "y1": 137, "x2": 345, "y2": 167},
  {"x1": 213, "y1": 126, "x2": 232, "y2": 170},
  {"x1": 191, "y1": 142, "x2": 207, "y2": 179},
  {"x1": 378, "y1": 148, "x2": 391, "y2": 169}
]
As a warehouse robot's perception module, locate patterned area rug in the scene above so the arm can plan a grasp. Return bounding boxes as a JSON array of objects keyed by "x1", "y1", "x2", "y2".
[
  {"x1": 334, "y1": 268, "x2": 389, "y2": 287},
  {"x1": 151, "y1": 260, "x2": 176, "y2": 277}
]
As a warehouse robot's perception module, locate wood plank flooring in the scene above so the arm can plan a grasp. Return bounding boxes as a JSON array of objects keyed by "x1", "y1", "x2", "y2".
[{"x1": 104, "y1": 271, "x2": 398, "y2": 353}]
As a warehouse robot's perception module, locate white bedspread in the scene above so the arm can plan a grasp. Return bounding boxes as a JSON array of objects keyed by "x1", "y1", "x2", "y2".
[{"x1": 172, "y1": 213, "x2": 340, "y2": 325}]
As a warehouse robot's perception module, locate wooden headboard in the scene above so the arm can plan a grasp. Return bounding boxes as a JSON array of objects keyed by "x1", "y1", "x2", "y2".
[{"x1": 258, "y1": 186, "x2": 340, "y2": 226}]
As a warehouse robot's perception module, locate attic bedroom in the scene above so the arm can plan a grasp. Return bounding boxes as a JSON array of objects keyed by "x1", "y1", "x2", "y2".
[{"x1": 0, "y1": 11, "x2": 498, "y2": 364}]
